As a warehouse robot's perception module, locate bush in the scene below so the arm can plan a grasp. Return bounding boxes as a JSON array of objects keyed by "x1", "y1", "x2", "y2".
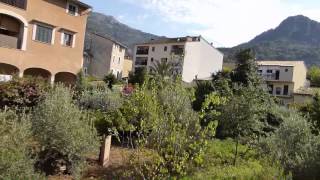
[
  {"x1": 32, "y1": 85, "x2": 99, "y2": 178},
  {"x1": 259, "y1": 108, "x2": 320, "y2": 179},
  {"x1": 103, "y1": 73, "x2": 118, "y2": 90},
  {"x1": 0, "y1": 110, "x2": 43, "y2": 179},
  {"x1": 120, "y1": 79, "x2": 212, "y2": 179},
  {"x1": 0, "y1": 77, "x2": 47, "y2": 109}
]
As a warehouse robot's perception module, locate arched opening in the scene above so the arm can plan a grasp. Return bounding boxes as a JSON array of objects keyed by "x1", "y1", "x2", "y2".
[
  {"x1": 0, "y1": 63, "x2": 19, "y2": 82},
  {"x1": 55, "y1": 72, "x2": 77, "y2": 86},
  {"x1": 0, "y1": 63, "x2": 19, "y2": 74},
  {"x1": 24, "y1": 68, "x2": 51, "y2": 80},
  {"x1": 0, "y1": 14, "x2": 25, "y2": 49}
]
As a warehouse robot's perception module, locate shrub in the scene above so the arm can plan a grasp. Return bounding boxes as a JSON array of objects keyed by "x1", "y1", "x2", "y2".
[
  {"x1": 259, "y1": 108, "x2": 320, "y2": 179},
  {"x1": 0, "y1": 110, "x2": 43, "y2": 179},
  {"x1": 0, "y1": 77, "x2": 47, "y2": 109},
  {"x1": 103, "y1": 73, "x2": 118, "y2": 90},
  {"x1": 32, "y1": 85, "x2": 99, "y2": 178},
  {"x1": 121, "y1": 79, "x2": 212, "y2": 179}
]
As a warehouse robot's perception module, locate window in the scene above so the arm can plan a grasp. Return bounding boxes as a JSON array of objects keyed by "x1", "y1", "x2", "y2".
[
  {"x1": 267, "y1": 69, "x2": 273, "y2": 73},
  {"x1": 268, "y1": 84, "x2": 274, "y2": 94},
  {"x1": 113, "y1": 56, "x2": 115, "y2": 63},
  {"x1": 276, "y1": 87, "x2": 282, "y2": 95},
  {"x1": 164, "y1": 46, "x2": 167, "y2": 51},
  {"x1": 83, "y1": 67, "x2": 88, "y2": 76},
  {"x1": 136, "y1": 46, "x2": 149, "y2": 55},
  {"x1": 151, "y1": 58, "x2": 154, "y2": 63},
  {"x1": 135, "y1": 57, "x2": 148, "y2": 66},
  {"x1": 152, "y1": 47, "x2": 155, "y2": 52},
  {"x1": 285, "y1": 69, "x2": 289, "y2": 72},
  {"x1": 34, "y1": 24, "x2": 53, "y2": 44},
  {"x1": 118, "y1": 57, "x2": 121, "y2": 64},
  {"x1": 62, "y1": 32, "x2": 74, "y2": 47},
  {"x1": 258, "y1": 70, "x2": 263, "y2": 74},
  {"x1": 283, "y1": 85, "x2": 289, "y2": 95},
  {"x1": 67, "y1": 3, "x2": 78, "y2": 16}
]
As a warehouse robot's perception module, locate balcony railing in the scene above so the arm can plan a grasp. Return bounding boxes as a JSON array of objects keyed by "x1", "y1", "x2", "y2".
[
  {"x1": 260, "y1": 73, "x2": 278, "y2": 80},
  {"x1": 0, "y1": 0, "x2": 27, "y2": 9}
]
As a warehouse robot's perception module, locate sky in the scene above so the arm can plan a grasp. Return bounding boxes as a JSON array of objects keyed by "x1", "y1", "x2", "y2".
[{"x1": 81, "y1": 0, "x2": 320, "y2": 47}]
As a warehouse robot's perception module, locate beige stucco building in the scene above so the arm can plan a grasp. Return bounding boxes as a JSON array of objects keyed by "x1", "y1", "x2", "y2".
[
  {"x1": 122, "y1": 56, "x2": 133, "y2": 78},
  {"x1": 83, "y1": 33, "x2": 127, "y2": 79},
  {"x1": 0, "y1": 0, "x2": 91, "y2": 84},
  {"x1": 257, "y1": 61, "x2": 310, "y2": 104},
  {"x1": 133, "y1": 36, "x2": 224, "y2": 83}
]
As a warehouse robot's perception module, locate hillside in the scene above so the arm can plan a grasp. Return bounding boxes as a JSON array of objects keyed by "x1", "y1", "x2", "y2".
[
  {"x1": 220, "y1": 15, "x2": 320, "y2": 65},
  {"x1": 86, "y1": 12, "x2": 160, "y2": 55}
]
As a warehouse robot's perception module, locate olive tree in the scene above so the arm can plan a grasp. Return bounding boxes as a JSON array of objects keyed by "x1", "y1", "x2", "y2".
[{"x1": 32, "y1": 85, "x2": 99, "y2": 178}]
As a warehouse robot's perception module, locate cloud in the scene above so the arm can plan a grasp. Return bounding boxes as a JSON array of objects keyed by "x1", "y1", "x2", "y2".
[{"x1": 121, "y1": 0, "x2": 320, "y2": 47}]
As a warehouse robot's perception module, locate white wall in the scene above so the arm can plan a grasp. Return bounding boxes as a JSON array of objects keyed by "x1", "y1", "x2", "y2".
[
  {"x1": 110, "y1": 44, "x2": 126, "y2": 78},
  {"x1": 183, "y1": 39, "x2": 223, "y2": 82}
]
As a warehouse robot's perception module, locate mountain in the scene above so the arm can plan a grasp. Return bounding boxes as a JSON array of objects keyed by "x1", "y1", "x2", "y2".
[
  {"x1": 86, "y1": 12, "x2": 160, "y2": 56},
  {"x1": 220, "y1": 15, "x2": 320, "y2": 66}
]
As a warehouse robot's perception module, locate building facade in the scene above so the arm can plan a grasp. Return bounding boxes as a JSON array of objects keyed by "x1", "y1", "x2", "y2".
[
  {"x1": 0, "y1": 0, "x2": 91, "y2": 84},
  {"x1": 133, "y1": 36, "x2": 224, "y2": 83},
  {"x1": 122, "y1": 55, "x2": 133, "y2": 78},
  {"x1": 257, "y1": 61, "x2": 310, "y2": 104},
  {"x1": 83, "y1": 33, "x2": 127, "y2": 79}
]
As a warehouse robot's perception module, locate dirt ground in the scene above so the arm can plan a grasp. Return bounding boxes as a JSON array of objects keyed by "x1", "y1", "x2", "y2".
[{"x1": 49, "y1": 147, "x2": 132, "y2": 180}]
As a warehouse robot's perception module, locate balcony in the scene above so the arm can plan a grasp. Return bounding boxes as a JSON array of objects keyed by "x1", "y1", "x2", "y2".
[
  {"x1": 260, "y1": 73, "x2": 280, "y2": 81},
  {"x1": 136, "y1": 46, "x2": 149, "y2": 55},
  {"x1": 0, "y1": 14, "x2": 23, "y2": 49},
  {"x1": 135, "y1": 57, "x2": 148, "y2": 66},
  {"x1": 171, "y1": 45, "x2": 184, "y2": 55},
  {"x1": 0, "y1": 0, "x2": 27, "y2": 9}
]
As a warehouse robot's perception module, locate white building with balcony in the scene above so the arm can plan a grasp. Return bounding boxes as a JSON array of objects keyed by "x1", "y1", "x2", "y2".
[
  {"x1": 133, "y1": 36, "x2": 224, "y2": 83},
  {"x1": 257, "y1": 61, "x2": 311, "y2": 104}
]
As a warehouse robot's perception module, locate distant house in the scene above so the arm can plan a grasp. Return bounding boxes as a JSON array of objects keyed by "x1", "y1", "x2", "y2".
[
  {"x1": 257, "y1": 61, "x2": 312, "y2": 104},
  {"x1": 0, "y1": 0, "x2": 91, "y2": 85},
  {"x1": 133, "y1": 36, "x2": 224, "y2": 83},
  {"x1": 122, "y1": 55, "x2": 133, "y2": 79},
  {"x1": 83, "y1": 33, "x2": 127, "y2": 79}
]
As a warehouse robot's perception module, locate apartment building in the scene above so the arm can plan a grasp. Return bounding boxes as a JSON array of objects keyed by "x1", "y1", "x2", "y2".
[
  {"x1": 0, "y1": 0, "x2": 91, "y2": 84},
  {"x1": 257, "y1": 61, "x2": 310, "y2": 104},
  {"x1": 83, "y1": 33, "x2": 127, "y2": 79},
  {"x1": 133, "y1": 36, "x2": 224, "y2": 83}
]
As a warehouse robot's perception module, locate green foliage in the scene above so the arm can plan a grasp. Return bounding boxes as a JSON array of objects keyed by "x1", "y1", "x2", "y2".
[
  {"x1": 150, "y1": 58, "x2": 174, "y2": 78},
  {"x1": 193, "y1": 81, "x2": 215, "y2": 111},
  {"x1": 0, "y1": 110, "x2": 43, "y2": 180},
  {"x1": 306, "y1": 93, "x2": 320, "y2": 135},
  {"x1": 75, "y1": 70, "x2": 89, "y2": 92},
  {"x1": 0, "y1": 77, "x2": 47, "y2": 109},
  {"x1": 128, "y1": 67, "x2": 148, "y2": 86},
  {"x1": 103, "y1": 73, "x2": 118, "y2": 90},
  {"x1": 259, "y1": 108, "x2": 320, "y2": 179},
  {"x1": 120, "y1": 78, "x2": 212, "y2": 179},
  {"x1": 231, "y1": 49, "x2": 261, "y2": 87},
  {"x1": 32, "y1": 85, "x2": 99, "y2": 178},
  {"x1": 184, "y1": 139, "x2": 288, "y2": 180},
  {"x1": 308, "y1": 66, "x2": 320, "y2": 87}
]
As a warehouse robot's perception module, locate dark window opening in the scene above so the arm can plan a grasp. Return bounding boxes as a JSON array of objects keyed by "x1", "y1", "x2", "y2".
[{"x1": 283, "y1": 85, "x2": 289, "y2": 95}]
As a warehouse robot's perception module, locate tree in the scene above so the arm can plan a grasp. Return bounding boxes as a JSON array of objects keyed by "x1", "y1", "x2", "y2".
[
  {"x1": 118, "y1": 78, "x2": 212, "y2": 179},
  {"x1": 259, "y1": 108, "x2": 320, "y2": 179},
  {"x1": 128, "y1": 67, "x2": 147, "y2": 86},
  {"x1": 150, "y1": 58, "x2": 174, "y2": 78},
  {"x1": 103, "y1": 73, "x2": 117, "y2": 90},
  {"x1": 32, "y1": 85, "x2": 99, "y2": 178},
  {"x1": 231, "y1": 49, "x2": 261, "y2": 87},
  {"x1": 306, "y1": 93, "x2": 320, "y2": 135},
  {"x1": 217, "y1": 85, "x2": 274, "y2": 165},
  {"x1": 0, "y1": 110, "x2": 43, "y2": 179},
  {"x1": 308, "y1": 65, "x2": 320, "y2": 87}
]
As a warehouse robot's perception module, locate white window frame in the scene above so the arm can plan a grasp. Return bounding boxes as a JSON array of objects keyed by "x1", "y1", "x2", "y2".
[
  {"x1": 66, "y1": 2, "x2": 79, "y2": 16},
  {"x1": 60, "y1": 30, "x2": 76, "y2": 48},
  {"x1": 32, "y1": 23, "x2": 55, "y2": 45}
]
